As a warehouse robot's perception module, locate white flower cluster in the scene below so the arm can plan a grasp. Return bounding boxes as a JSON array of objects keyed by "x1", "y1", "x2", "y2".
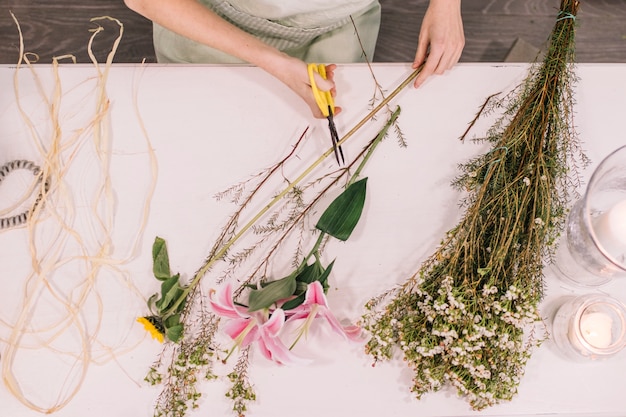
[{"x1": 364, "y1": 276, "x2": 541, "y2": 410}]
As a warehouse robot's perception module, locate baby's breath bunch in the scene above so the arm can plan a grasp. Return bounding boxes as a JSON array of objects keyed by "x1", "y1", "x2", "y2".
[{"x1": 363, "y1": 0, "x2": 582, "y2": 410}]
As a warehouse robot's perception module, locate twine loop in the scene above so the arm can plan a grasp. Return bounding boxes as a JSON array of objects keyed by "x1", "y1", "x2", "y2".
[{"x1": 0, "y1": 159, "x2": 49, "y2": 229}]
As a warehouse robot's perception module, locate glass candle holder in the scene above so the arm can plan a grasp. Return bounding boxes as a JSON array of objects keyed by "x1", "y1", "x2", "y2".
[
  {"x1": 552, "y1": 294, "x2": 626, "y2": 361},
  {"x1": 553, "y1": 145, "x2": 626, "y2": 286}
]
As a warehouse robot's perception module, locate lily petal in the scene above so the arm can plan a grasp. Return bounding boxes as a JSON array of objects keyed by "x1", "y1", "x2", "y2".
[
  {"x1": 318, "y1": 309, "x2": 363, "y2": 342},
  {"x1": 342, "y1": 324, "x2": 364, "y2": 341},
  {"x1": 259, "y1": 331, "x2": 311, "y2": 366},
  {"x1": 290, "y1": 281, "x2": 363, "y2": 342},
  {"x1": 223, "y1": 318, "x2": 259, "y2": 347},
  {"x1": 262, "y1": 308, "x2": 286, "y2": 337},
  {"x1": 256, "y1": 335, "x2": 273, "y2": 361},
  {"x1": 303, "y1": 281, "x2": 328, "y2": 307},
  {"x1": 209, "y1": 283, "x2": 249, "y2": 319}
]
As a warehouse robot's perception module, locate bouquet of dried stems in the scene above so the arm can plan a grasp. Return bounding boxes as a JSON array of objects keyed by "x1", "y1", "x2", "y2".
[{"x1": 363, "y1": 0, "x2": 583, "y2": 410}]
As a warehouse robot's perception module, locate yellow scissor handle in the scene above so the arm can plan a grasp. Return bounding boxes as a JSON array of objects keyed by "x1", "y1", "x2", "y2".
[{"x1": 307, "y1": 63, "x2": 334, "y2": 117}]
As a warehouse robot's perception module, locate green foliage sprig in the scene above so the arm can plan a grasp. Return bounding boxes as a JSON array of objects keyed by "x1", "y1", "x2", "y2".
[
  {"x1": 146, "y1": 237, "x2": 186, "y2": 342},
  {"x1": 363, "y1": 0, "x2": 583, "y2": 410}
]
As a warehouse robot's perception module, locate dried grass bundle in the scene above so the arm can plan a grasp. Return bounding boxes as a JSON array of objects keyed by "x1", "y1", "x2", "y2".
[{"x1": 2, "y1": 14, "x2": 156, "y2": 413}]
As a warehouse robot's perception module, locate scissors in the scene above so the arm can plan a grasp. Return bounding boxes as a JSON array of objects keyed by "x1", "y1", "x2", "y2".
[{"x1": 307, "y1": 63, "x2": 345, "y2": 165}]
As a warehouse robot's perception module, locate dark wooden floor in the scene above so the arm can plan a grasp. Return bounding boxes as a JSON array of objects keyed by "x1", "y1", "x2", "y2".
[{"x1": 1, "y1": 0, "x2": 625, "y2": 64}]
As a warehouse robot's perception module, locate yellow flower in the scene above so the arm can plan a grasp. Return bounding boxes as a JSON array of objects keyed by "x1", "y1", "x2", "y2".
[{"x1": 137, "y1": 316, "x2": 165, "y2": 343}]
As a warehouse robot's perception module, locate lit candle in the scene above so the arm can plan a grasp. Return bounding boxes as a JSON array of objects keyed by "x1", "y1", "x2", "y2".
[
  {"x1": 592, "y1": 199, "x2": 626, "y2": 259},
  {"x1": 553, "y1": 295, "x2": 626, "y2": 360},
  {"x1": 579, "y1": 311, "x2": 613, "y2": 349}
]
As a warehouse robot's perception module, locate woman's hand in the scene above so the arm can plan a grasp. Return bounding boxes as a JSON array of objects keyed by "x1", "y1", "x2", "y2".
[
  {"x1": 412, "y1": 0, "x2": 465, "y2": 88},
  {"x1": 270, "y1": 56, "x2": 342, "y2": 119}
]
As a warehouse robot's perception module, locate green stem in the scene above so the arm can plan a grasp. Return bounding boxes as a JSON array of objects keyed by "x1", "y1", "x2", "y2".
[
  {"x1": 350, "y1": 106, "x2": 402, "y2": 186},
  {"x1": 301, "y1": 232, "x2": 326, "y2": 269}
]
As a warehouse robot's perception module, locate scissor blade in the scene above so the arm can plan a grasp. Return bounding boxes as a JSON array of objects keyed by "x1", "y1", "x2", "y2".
[
  {"x1": 327, "y1": 116, "x2": 344, "y2": 165},
  {"x1": 327, "y1": 105, "x2": 344, "y2": 165}
]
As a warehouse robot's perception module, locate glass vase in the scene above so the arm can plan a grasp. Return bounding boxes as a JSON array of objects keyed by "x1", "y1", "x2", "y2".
[{"x1": 553, "y1": 145, "x2": 626, "y2": 286}]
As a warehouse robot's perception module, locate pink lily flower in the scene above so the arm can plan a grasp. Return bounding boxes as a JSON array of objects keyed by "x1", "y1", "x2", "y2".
[
  {"x1": 287, "y1": 281, "x2": 362, "y2": 347},
  {"x1": 208, "y1": 283, "x2": 308, "y2": 365}
]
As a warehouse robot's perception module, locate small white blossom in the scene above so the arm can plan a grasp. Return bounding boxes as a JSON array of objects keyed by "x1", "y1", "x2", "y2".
[{"x1": 481, "y1": 285, "x2": 498, "y2": 296}]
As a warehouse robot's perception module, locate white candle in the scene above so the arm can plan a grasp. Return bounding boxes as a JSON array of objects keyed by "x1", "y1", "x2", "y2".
[
  {"x1": 579, "y1": 311, "x2": 613, "y2": 349},
  {"x1": 592, "y1": 199, "x2": 626, "y2": 259},
  {"x1": 555, "y1": 295, "x2": 626, "y2": 360}
]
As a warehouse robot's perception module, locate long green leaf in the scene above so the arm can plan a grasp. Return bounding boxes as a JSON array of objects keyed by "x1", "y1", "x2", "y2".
[
  {"x1": 248, "y1": 275, "x2": 297, "y2": 312},
  {"x1": 316, "y1": 178, "x2": 367, "y2": 241},
  {"x1": 280, "y1": 293, "x2": 306, "y2": 311}
]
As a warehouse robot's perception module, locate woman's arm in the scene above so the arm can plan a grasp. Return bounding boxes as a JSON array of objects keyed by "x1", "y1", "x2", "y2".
[{"x1": 124, "y1": 0, "x2": 336, "y2": 118}]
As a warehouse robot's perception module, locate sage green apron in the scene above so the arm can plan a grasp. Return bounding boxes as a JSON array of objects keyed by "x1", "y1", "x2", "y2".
[{"x1": 153, "y1": 0, "x2": 381, "y2": 63}]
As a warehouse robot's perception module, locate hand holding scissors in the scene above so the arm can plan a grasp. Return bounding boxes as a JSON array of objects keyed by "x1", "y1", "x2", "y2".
[{"x1": 307, "y1": 63, "x2": 345, "y2": 166}]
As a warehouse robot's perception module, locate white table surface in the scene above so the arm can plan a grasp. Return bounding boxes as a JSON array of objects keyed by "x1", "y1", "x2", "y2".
[{"x1": 0, "y1": 62, "x2": 625, "y2": 417}]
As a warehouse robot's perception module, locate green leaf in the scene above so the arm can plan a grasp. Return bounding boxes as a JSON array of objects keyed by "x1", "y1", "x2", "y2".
[
  {"x1": 316, "y1": 178, "x2": 368, "y2": 241},
  {"x1": 295, "y1": 281, "x2": 309, "y2": 293},
  {"x1": 281, "y1": 293, "x2": 306, "y2": 311},
  {"x1": 156, "y1": 274, "x2": 183, "y2": 313},
  {"x1": 317, "y1": 260, "x2": 334, "y2": 291},
  {"x1": 152, "y1": 236, "x2": 171, "y2": 280},
  {"x1": 295, "y1": 261, "x2": 324, "y2": 285},
  {"x1": 147, "y1": 292, "x2": 159, "y2": 312},
  {"x1": 163, "y1": 314, "x2": 184, "y2": 342},
  {"x1": 248, "y1": 275, "x2": 297, "y2": 312},
  {"x1": 164, "y1": 313, "x2": 181, "y2": 328},
  {"x1": 166, "y1": 324, "x2": 184, "y2": 343}
]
